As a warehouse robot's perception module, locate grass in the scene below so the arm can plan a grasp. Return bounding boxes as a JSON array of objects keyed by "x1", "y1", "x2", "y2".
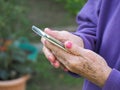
[{"x1": 27, "y1": 53, "x2": 84, "y2": 90}]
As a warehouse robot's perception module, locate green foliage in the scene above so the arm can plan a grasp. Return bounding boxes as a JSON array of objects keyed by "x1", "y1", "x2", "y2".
[
  {"x1": 55, "y1": 0, "x2": 87, "y2": 15},
  {"x1": 0, "y1": 0, "x2": 29, "y2": 39}
]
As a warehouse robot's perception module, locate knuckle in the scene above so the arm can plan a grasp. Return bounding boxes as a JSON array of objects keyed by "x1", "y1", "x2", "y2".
[
  {"x1": 68, "y1": 57, "x2": 83, "y2": 68},
  {"x1": 85, "y1": 49, "x2": 92, "y2": 55},
  {"x1": 61, "y1": 31, "x2": 68, "y2": 34},
  {"x1": 67, "y1": 59, "x2": 77, "y2": 68}
]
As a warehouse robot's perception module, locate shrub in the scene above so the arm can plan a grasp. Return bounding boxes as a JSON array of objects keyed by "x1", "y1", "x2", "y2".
[
  {"x1": 55, "y1": 0, "x2": 87, "y2": 15},
  {"x1": 0, "y1": 0, "x2": 29, "y2": 39}
]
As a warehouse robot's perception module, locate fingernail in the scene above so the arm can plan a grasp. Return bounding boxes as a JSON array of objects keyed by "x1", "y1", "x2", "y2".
[
  {"x1": 54, "y1": 61, "x2": 60, "y2": 68},
  {"x1": 65, "y1": 41, "x2": 72, "y2": 49},
  {"x1": 48, "y1": 56, "x2": 54, "y2": 62},
  {"x1": 45, "y1": 28, "x2": 49, "y2": 30},
  {"x1": 45, "y1": 28, "x2": 51, "y2": 32}
]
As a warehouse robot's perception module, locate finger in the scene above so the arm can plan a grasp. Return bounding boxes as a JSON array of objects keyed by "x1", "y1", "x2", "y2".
[
  {"x1": 45, "y1": 40, "x2": 69, "y2": 59},
  {"x1": 64, "y1": 41, "x2": 98, "y2": 62},
  {"x1": 50, "y1": 58, "x2": 67, "y2": 69},
  {"x1": 44, "y1": 28, "x2": 68, "y2": 42},
  {"x1": 42, "y1": 44, "x2": 66, "y2": 69},
  {"x1": 41, "y1": 37, "x2": 46, "y2": 45},
  {"x1": 64, "y1": 68, "x2": 69, "y2": 72},
  {"x1": 64, "y1": 41, "x2": 86, "y2": 56},
  {"x1": 45, "y1": 41, "x2": 74, "y2": 68},
  {"x1": 51, "y1": 60, "x2": 60, "y2": 68},
  {"x1": 44, "y1": 39, "x2": 87, "y2": 73},
  {"x1": 43, "y1": 46, "x2": 64, "y2": 68},
  {"x1": 42, "y1": 46, "x2": 55, "y2": 62}
]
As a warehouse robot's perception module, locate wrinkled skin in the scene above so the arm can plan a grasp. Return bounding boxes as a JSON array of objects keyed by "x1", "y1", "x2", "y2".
[{"x1": 41, "y1": 28, "x2": 112, "y2": 87}]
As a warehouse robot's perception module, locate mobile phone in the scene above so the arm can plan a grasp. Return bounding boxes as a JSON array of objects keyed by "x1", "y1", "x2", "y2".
[{"x1": 32, "y1": 25, "x2": 67, "y2": 51}]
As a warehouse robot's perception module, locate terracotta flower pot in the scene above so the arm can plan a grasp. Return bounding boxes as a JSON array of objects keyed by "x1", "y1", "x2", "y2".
[{"x1": 0, "y1": 75, "x2": 30, "y2": 90}]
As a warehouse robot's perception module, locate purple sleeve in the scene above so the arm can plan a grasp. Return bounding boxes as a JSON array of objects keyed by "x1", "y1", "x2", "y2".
[
  {"x1": 73, "y1": 0, "x2": 100, "y2": 51},
  {"x1": 102, "y1": 69, "x2": 120, "y2": 90}
]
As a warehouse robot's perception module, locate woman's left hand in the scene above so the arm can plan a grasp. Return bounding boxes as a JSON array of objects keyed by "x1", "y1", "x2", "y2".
[{"x1": 44, "y1": 40, "x2": 112, "y2": 87}]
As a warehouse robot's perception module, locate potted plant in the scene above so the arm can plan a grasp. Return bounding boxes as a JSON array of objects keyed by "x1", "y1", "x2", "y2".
[
  {"x1": 0, "y1": 1, "x2": 38, "y2": 90},
  {"x1": 0, "y1": 37, "x2": 38, "y2": 90}
]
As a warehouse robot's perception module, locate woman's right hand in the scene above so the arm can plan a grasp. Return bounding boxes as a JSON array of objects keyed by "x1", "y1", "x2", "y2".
[{"x1": 41, "y1": 28, "x2": 84, "y2": 69}]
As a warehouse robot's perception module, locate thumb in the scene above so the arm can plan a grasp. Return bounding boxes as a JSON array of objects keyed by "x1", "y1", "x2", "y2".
[{"x1": 64, "y1": 41, "x2": 85, "y2": 56}]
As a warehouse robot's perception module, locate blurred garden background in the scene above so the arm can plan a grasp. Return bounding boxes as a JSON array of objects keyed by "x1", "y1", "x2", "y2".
[{"x1": 0, "y1": 0, "x2": 86, "y2": 90}]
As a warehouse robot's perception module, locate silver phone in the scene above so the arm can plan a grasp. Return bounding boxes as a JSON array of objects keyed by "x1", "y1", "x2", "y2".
[{"x1": 32, "y1": 25, "x2": 67, "y2": 51}]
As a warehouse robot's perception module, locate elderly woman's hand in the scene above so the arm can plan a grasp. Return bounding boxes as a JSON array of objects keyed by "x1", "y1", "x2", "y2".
[
  {"x1": 41, "y1": 28, "x2": 84, "y2": 69},
  {"x1": 41, "y1": 28, "x2": 112, "y2": 87},
  {"x1": 44, "y1": 39, "x2": 112, "y2": 87}
]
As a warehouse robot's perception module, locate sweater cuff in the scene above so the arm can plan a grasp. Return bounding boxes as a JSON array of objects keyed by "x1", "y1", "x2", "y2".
[{"x1": 102, "y1": 68, "x2": 120, "y2": 90}]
